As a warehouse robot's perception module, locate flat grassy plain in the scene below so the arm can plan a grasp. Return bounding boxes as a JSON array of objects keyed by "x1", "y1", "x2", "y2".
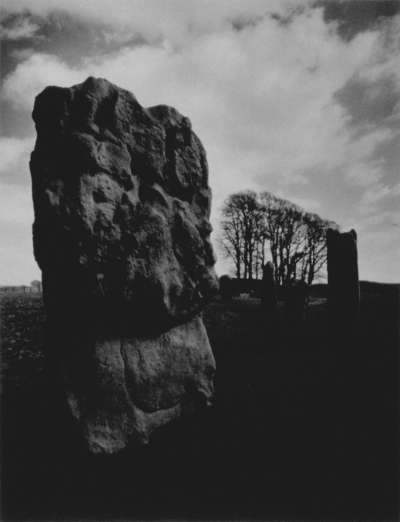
[{"x1": 1, "y1": 285, "x2": 399, "y2": 521}]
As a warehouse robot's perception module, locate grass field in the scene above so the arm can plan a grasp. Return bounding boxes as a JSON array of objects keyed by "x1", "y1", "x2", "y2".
[{"x1": 1, "y1": 285, "x2": 399, "y2": 521}]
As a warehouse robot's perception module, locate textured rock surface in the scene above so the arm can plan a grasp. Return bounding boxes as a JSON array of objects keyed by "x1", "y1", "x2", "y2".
[
  {"x1": 62, "y1": 315, "x2": 215, "y2": 454},
  {"x1": 30, "y1": 77, "x2": 218, "y2": 453},
  {"x1": 327, "y1": 228, "x2": 360, "y2": 328}
]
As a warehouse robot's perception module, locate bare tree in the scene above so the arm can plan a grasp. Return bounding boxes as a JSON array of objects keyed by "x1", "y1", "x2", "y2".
[
  {"x1": 298, "y1": 214, "x2": 338, "y2": 285},
  {"x1": 220, "y1": 195, "x2": 244, "y2": 279},
  {"x1": 220, "y1": 191, "x2": 261, "y2": 281},
  {"x1": 221, "y1": 190, "x2": 338, "y2": 286},
  {"x1": 259, "y1": 192, "x2": 305, "y2": 286}
]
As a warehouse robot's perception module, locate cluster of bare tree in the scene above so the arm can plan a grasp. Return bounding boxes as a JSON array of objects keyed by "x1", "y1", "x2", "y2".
[{"x1": 220, "y1": 191, "x2": 338, "y2": 286}]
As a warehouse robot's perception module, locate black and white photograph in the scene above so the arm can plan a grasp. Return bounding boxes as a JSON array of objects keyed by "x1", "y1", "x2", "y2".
[{"x1": 0, "y1": 1, "x2": 399, "y2": 520}]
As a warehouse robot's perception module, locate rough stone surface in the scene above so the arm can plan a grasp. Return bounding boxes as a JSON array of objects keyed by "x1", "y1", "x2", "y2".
[
  {"x1": 62, "y1": 315, "x2": 215, "y2": 454},
  {"x1": 327, "y1": 228, "x2": 360, "y2": 328},
  {"x1": 30, "y1": 77, "x2": 218, "y2": 453}
]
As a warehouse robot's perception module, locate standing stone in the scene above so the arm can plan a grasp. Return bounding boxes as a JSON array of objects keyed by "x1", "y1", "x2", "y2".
[
  {"x1": 219, "y1": 275, "x2": 234, "y2": 300},
  {"x1": 260, "y1": 262, "x2": 280, "y2": 337},
  {"x1": 30, "y1": 77, "x2": 219, "y2": 454},
  {"x1": 327, "y1": 228, "x2": 360, "y2": 328},
  {"x1": 261, "y1": 262, "x2": 277, "y2": 314},
  {"x1": 284, "y1": 280, "x2": 308, "y2": 327}
]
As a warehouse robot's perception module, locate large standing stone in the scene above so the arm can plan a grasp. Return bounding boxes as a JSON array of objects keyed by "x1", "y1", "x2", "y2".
[
  {"x1": 327, "y1": 228, "x2": 360, "y2": 328},
  {"x1": 30, "y1": 77, "x2": 219, "y2": 453},
  {"x1": 284, "y1": 280, "x2": 308, "y2": 328},
  {"x1": 219, "y1": 275, "x2": 234, "y2": 300},
  {"x1": 261, "y1": 262, "x2": 277, "y2": 313}
]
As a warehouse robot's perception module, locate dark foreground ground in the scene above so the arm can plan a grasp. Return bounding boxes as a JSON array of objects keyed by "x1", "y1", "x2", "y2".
[{"x1": 1, "y1": 284, "x2": 399, "y2": 521}]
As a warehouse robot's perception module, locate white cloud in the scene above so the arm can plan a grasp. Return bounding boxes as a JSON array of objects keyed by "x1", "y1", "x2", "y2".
[
  {"x1": 0, "y1": 240, "x2": 40, "y2": 286},
  {"x1": 1, "y1": 7, "x2": 388, "y2": 195},
  {"x1": 275, "y1": 193, "x2": 321, "y2": 213},
  {"x1": 360, "y1": 179, "x2": 400, "y2": 207},
  {"x1": 361, "y1": 182, "x2": 392, "y2": 205},
  {"x1": 0, "y1": 146, "x2": 39, "y2": 285},
  {"x1": 1, "y1": 2, "x2": 399, "y2": 282},
  {"x1": 2, "y1": 54, "x2": 83, "y2": 111},
  {"x1": 0, "y1": 183, "x2": 33, "y2": 225},
  {"x1": 0, "y1": 136, "x2": 34, "y2": 185},
  {"x1": 345, "y1": 161, "x2": 384, "y2": 187},
  {"x1": 358, "y1": 236, "x2": 400, "y2": 283},
  {"x1": 358, "y1": 14, "x2": 400, "y2": 86}
]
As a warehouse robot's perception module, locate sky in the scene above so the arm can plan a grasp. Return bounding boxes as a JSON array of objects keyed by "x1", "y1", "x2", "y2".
[{"x1": 0, "y1": 0, "x2": 399, "y2": 284}]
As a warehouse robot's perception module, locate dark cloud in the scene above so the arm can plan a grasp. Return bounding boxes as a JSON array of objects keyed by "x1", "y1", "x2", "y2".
[
  {"x1": 335, "y1": 74, "x2": 399, "y2": 129},
  {"x1": 39, "y1": 12, "x2": 147, "y2": 65},
  {"x1": 318, "y1": 0, "x2": 400, "y2": 40},
  {"x1": 231, "y1": 14, "x2": 265, "y2": 32},
  {"x1": 0, "y1": 10, "x2": 146, "y2": 138},
  {"x1": 1, "y1": 10, "x2": 147, "y2": 81},
  {"x1": 269, "y1": 5, "x2": 308, "y2": 27},
  {"x1": 1, "y1": 12, "x2": 42, "y2": 78}
]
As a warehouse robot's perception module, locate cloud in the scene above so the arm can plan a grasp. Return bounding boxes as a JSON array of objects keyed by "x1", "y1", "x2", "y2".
[
  {"x1": 0, "y1": 2, "x2": 399, "y2": 282},
  {"x1": 358, "y1": 14, "x2": 400, "y2": 83},
  {"x1": 0, "y1": 15, "x2": 41, "y2": 40},
  {"x1": 0, "y1": 182, "x2": 39, "y2": 285},
  {"x1": 360, "y1": 179, "x2": 400, "y2": 207},
  {"x1": 2, "y1": 8, "x2": 385, "y2": 193},
  {"x1": 0, "y1": 136, "x2": 34, "y2": 185},
  {"x1": 345, "y1": 160, "x2": 384, "y2": 187},
  {"x1": 0, "y1": 137, "x2": 39, "y2": 283},
  {"x1": 0, "y1": 183, "x2": 33, "y2": 225},
  {"x1": 0, "y1": 0, "x2": 311, "y2": 45},
  {"x1": 2, "y1": 53, "x2": 83, "y2": 111},
  {"x1": 358, "y1": 230, "x2": 400, "y2": 283}
]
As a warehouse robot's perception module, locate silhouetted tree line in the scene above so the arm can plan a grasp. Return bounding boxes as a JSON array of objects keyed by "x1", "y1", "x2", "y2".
[{"x1": 220, "y1": 191, "x2": 338, "y2": 286}]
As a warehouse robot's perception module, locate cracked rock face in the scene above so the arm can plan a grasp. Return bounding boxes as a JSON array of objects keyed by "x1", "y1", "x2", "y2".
[{"x1": 30, "y1": 77, "x2": 218, "y2": 453}]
